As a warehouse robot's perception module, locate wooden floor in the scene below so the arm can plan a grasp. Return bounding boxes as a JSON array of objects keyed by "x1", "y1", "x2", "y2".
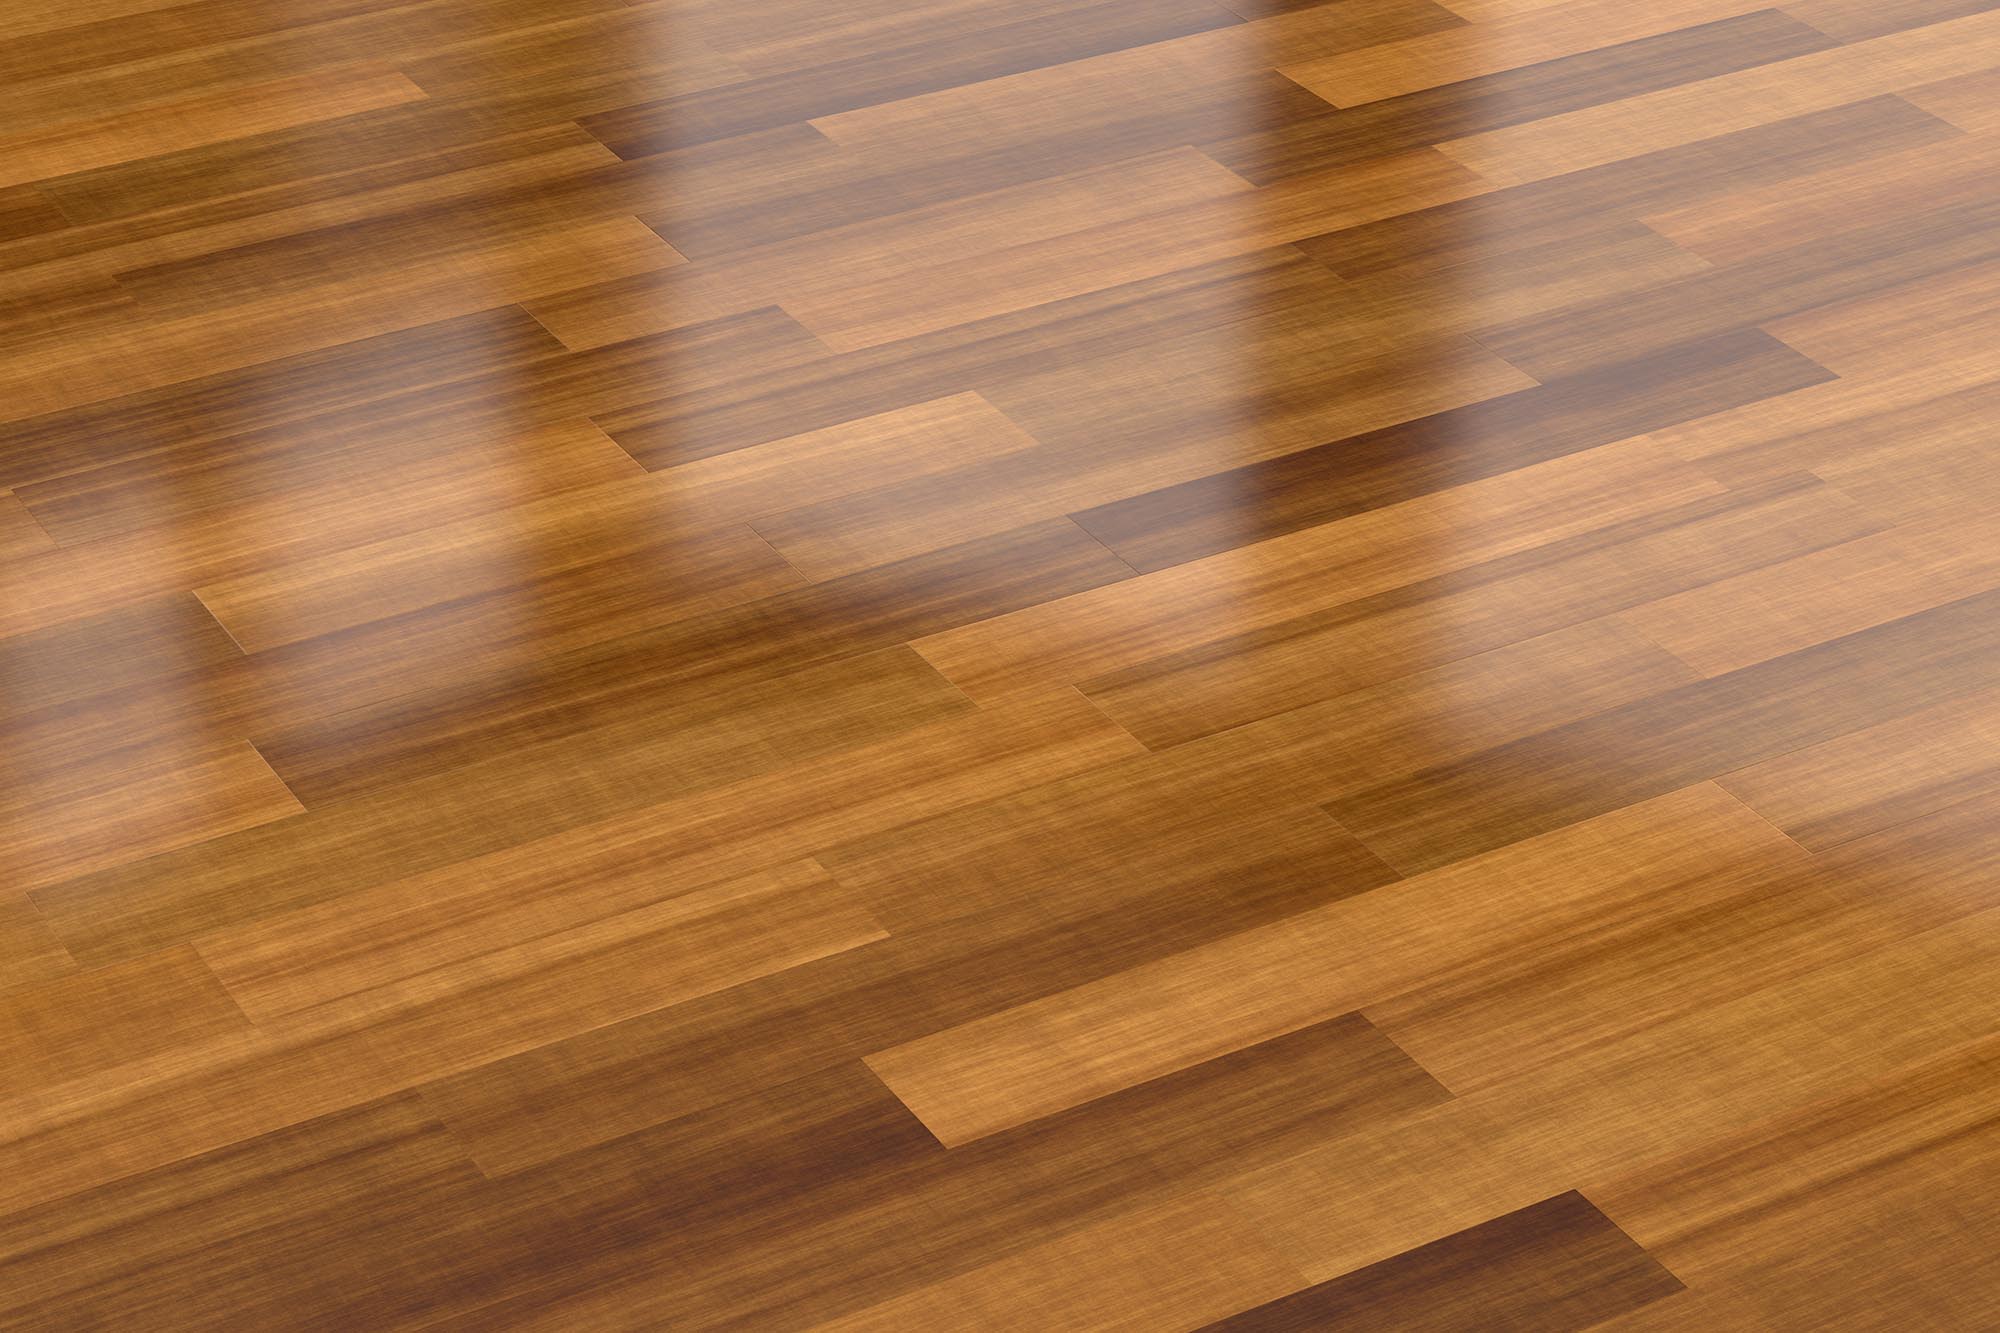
[{"x1": 2, "y1": 0, "x2": 1997, "y2": 1326}]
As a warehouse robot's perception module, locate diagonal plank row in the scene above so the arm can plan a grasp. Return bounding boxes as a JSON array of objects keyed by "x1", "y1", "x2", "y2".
[{"x1": 1, "y1": 0, "x2": 1997, "y2": 1325}]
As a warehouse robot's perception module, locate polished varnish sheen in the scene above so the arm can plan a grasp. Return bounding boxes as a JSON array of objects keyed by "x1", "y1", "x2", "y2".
[{"x1": 1, "y1": 0, "x2": 1997, "y2": 1326}]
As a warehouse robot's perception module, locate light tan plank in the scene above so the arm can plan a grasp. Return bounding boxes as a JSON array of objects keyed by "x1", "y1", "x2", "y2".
[
  {"x1": 1620, "y1": 516, "x2": 2000, "y2": 677},
  {"x1": 1437, "y1": 10, "x2": 2000, "y2": 184},
  {"x1": 864, "y1": 783, "x2": 1805, "y2": 1145},
  {"x1": 5, "y1": 740, "x2": 302, "y2": 893},
  {"x1": 916, "y1": 439, "x2": 1722, "y2": 702}
]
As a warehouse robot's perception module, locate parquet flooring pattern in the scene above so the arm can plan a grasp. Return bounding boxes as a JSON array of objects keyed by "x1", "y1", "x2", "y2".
[{"x1": 1, "y1": 0, "x2": 1997, "y2": 1327}]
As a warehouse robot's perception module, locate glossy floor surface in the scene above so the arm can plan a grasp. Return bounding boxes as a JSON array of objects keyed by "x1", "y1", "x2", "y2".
[{"x1": 3, "y1": 0, "x2": 1999, "y2": 1327}]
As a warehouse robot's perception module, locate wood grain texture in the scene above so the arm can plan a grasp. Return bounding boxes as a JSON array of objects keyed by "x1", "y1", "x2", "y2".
[
  {"x1": 3, "y1": 0, "x2": 1996, "y2": 1325},
  {"x1": 864, "y1": 784, "x2": 1809, "y2": 1144},
  {"x1": 1204, "y1": 1191, "x2": 1684, "y2": 1331}
]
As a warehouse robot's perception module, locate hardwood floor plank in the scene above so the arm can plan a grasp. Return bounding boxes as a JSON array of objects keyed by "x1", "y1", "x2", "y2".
[
  {"x1": 1435, "y1": 8, "x2": 2000, "y2": 184},
  {"x1": 1297, "y1": 95, "x2": 1956, "y2": 282},
  {"x1": 0, "y1": 182, "x2": 66, "y2": 242},
  {"x1": 1782, "y1": 0, "x2": 2000, "y2": 42},
  {"x1": 656, "y1": 81, "x2": 1310, "y2": 265},
  {"x1": 193, "y1": 475, "x2": 791, "y2": 654},
  {"x1": 0, "y1": 314, "x2": 830, "y2": 641},
  {"x1": 106, "y1": 193, "x2": 685, "y2": 323},
  {"x1": 0, "y1": 305, "x2": 563, "y2": 485},
  {"x1": 0, "y1": 67, "x2": 426, "y2": 190},
  {"x1": 1220, "y1": 901, "x2": 2000, "y2": 1284},
  {"x1": 688, "y1": 0, "x2": 1119, "y2": 75},
  {"x1": 0, "y1": 594, "x2": 241, "y2": 732},
  {"x1": 4, "y1": 738, "x2": 302, "y2": 893},
  {"x1": 1207, "y1": 9, "x2": 1834, "y2": 184},
  {"x1": 1716, "y1": 685, "x2": 2000, "y2": 852},
  {"x1": 1807, "y1": 379, "x2": 2000, "y2": 524},
  {"x1": 240, "y1": 519, "x2": 1124, "y2": 807},
  {"x1": 0, "y1": 0, "x2": 182, "y2": 41},
  {"x1": 779, "y1": 149, "x2": 1485, "y2": 351},
  {"x1": 1621, "y1": 516, "x2": 2000, "y2": 677},
  {"x1": 1365, "y1": 791, "x2": 2000, "y2": 1093},
  {"x1": 1070, "y1": 330, "x2": 1832, "y2": 571},
  {"x1": 296, "y1": 867, "x2": 889, "y2": 1097},
  {"x1": 200, "y1": 856, "x2": 881, "y2": 1025},
  {"x1": 818, "y1": 740, "x2": 1399, "y2": 938},
  {"x1": 437, "y1": 1014, "x2": 1445, "y2": 1328},
  {"x1": 1476, "y1": 201, "x2": 2000, "y2": 380},
  {"x1": 1642, "y1": 365, "x2": 2000, "y2": 503},
  {"x1": 4, "y1": 0, "x2": 1995, "y2": 1320},
  {"x1": 1203, "y1": 1192, "x2": 1683, "y2": 1331},
  {"x1": 396, "y1": 1, "x2": 746, "y2": 104},
  {"x1": 15, "y1": 409, "x2": 645, "y2": 554},
  {"x1": 0, "y1": 946, "x2": 247, "y2": 1096},
  {"x1": 758, "y1": 335, "x2": 1529, "y2": 579},
  {"x1": 972, "y1": 263, "x2": 1534, "y2": 458},
  {"x1": 579, "y1": 0, "x2": 1246, "y2": 157},
  {"x1": 29, "y1": 677, "x2": 1132, "y2": 969},
  {"x1": 415, "y1": 899, "x2": 1281, "y2": 1180},
  {"x1": 1083, "y1": 479, "x2": 1873, "y2": 748},
  {"x1": 665, "y1": 391, "x2": 1043, "y2": 533},
  {"x1": 1904, "y1": 64, "x2": 2000, "y2": 131},
  {"x1": 0, "y1": 1093, "x2": 482, "y2": 1330},
  {"x1": 33, "y1": 100, "x2": 610, "y2": 227},
  {"x1": 1767, "y1": 253, "x2": 2000, "y2": 377},
  {"x1": 1590, "y1": 1035, "x2": 2000, "y2": 1330},
  {"x1": 0, "y1": 0, "x2": 427, "y2": 90},
  {"x1": 0, "y1": 490, "x2": 54, "y2": 556},
  {"x1": 1643, "y1": 352, "x2": 2000, "y2": 493},
  {"x1": 1643, "y1": 129, "x2": 2000, "y2": 267},
  {"x1": 822, "y1": 1191, "x2": 1306, "y2": 1332},
  {"x1": 863, "y1": 783, "x2": 1804, "y2": 1145},
  {"x1": 1327, "y1": 584, "x2": 2000, "y2": 872},
  {"x1": 1281, "y1": 0, "x2": 1772, "y2": 107},
  {"x1": 0, "y1": 219, "x2": 683, "y2": 423},
  {"x1": 808, "y1": 0, "x2": 1467, "y2": 166},
  {"x1": 589, "y1": 248, "x2": 1340, "y2": 464},
  {"x1": 1326, "y1": 217, "x2": 1714, "y2": 350},
  {"x1": 0, "y1": 896, "x2": 75, "y2": 991},
  {"x1": 917, "y1": 438, "x2": 1724, "y2": 702}
]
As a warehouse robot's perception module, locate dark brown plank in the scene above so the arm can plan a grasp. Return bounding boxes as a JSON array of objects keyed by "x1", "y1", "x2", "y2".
[
  {"x1": 250, "y1": 517, "x2": 1129, "y2": 803},
  {"x1": 0, "y1": 1093, "x2": 484, "y2": 1331},
  {"x1": 0, "y1": 183, "x2": 65, "y2": 242},
  {"x1": 1297, "y1": 96, "x2": 1956, "y2": 282},
  {"x1": 430, "y1": 1016, "x2": 1445, "y2": 1328},
  {"x1": 1204, "y1": 10, "x2": 1835, "y2": 184},
  {"x1": 413, "y1": 740, "x2": 1398, "y2": 1175},
  {"x1": 1202, "y1": 1192, "x2": 1683, "y2": 1331},
  {"x1": 0, "y1": 306, "x2": 562, "y2": 484},
  {"x1": 1479, "y1": 188, "x2": 2000, "y2": 379},
  {"x1": 1071, "y1": 329, "x2": 1834, "y2": 571}
]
